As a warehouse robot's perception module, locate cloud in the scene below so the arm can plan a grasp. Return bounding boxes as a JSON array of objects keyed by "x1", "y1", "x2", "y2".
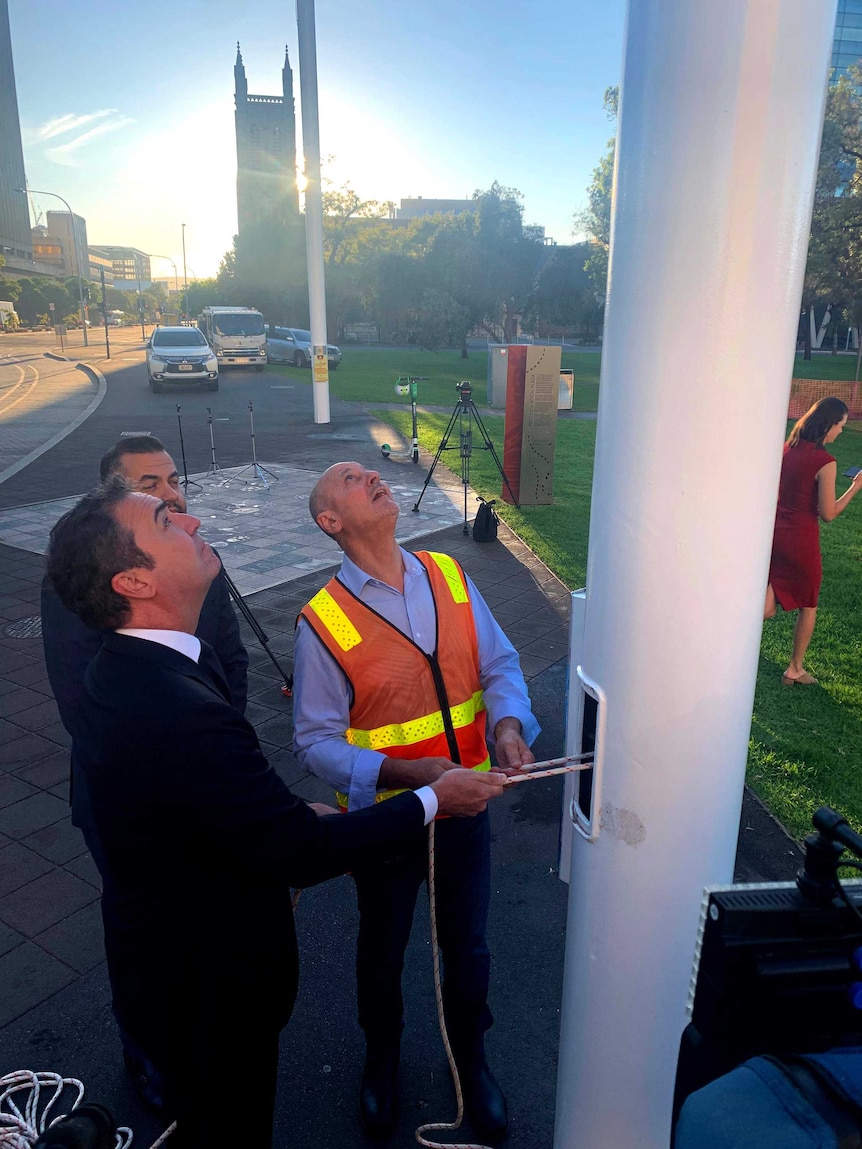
[
  {"x1": 44, "y1": 115, "x2": 136, "y2": 166},
  {"x1": 37, "y1": 109, "x2": 117, "y2": 141}
]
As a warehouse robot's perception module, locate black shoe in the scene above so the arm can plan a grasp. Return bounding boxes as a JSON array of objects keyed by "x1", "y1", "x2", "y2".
[
  {"x1": 123, "y1": 1049, "x2": 169, "y2": 1118},
  {"x1": 462, "y1": 1061, "x2": 508, "y2": 1143},
  {"x1": 359, "y1": 1045, "x2": 400, "y2": 1138}
]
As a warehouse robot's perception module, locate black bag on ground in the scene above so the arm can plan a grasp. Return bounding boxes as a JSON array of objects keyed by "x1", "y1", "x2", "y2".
[{"x1": 473, "y1": 497, "x2": 499, "y2": 543}]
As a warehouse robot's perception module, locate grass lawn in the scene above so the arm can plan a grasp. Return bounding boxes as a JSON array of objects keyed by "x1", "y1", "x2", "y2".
[
  {"x1": 377, "y1": 404, "x2": 862, "y2": 843},
  {"x1": 793, "y1": 353, "x2": 862, "y2": 381},
  {"x1": 268, "y1": 347, "x2": 601, "y2": 412}
]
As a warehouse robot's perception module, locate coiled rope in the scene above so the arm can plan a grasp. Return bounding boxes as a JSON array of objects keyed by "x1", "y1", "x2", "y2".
[
  {"x1": 415, "y1": 752, "x2": 592, "y2": 1148},
  {"x1": 0, "y1": 1070, "x2": 175, "y2": 1149}
]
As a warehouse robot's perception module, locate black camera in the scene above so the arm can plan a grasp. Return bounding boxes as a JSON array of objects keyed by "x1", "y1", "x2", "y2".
[{"x1": 456, "y1": 380, "x2": 472, "y2": 394}]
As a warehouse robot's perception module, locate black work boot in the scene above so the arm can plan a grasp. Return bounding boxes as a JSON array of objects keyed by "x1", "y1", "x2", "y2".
[
  {"x1": 463, "y1": 1061, "x2": 508, "y2": 1142},
  {"x1": 453, "y1": 1039, "x2": 508, "y2": 1143},
  {"x1": 359, "y1": 1042, "x2": 400, "y2": 1138}
]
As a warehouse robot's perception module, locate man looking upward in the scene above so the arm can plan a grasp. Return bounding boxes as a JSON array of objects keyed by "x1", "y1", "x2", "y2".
[
  {"x1": 45, "y1": 480, "x2": 504, "y2": 1148},
  {"x1": 40, "y1": 434, "x2": 247, "y2": 1109},
  {"x1": 293, "y1": 461, "x2": 539, "y2": 1143},
  {"x1": 42, "y1": 433, "x2": 248, "y2": 724}
]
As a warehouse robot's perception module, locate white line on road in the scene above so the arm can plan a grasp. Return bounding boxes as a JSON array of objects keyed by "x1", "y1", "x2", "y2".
[
  {"x1": 0, "y1": 363, "x2": 39, "y2": 418},
  {"x1": 0, "y1": 362, "x2": 108, "y2": 486}
]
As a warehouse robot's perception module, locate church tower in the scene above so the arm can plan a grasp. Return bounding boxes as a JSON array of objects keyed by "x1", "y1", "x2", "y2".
[{"x1": 234, "y1": 43, "x2": 299, "y2": 239}]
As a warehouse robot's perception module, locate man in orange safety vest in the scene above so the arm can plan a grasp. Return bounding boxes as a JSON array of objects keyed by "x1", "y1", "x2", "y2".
[{"x1": 293, "y1": 461, "x2": 539, "y2": 1143}]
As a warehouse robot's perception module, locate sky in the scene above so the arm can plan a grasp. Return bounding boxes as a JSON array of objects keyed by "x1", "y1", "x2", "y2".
[{"x1": 8, "y1": 0, "x2": 626, "y2": 280}]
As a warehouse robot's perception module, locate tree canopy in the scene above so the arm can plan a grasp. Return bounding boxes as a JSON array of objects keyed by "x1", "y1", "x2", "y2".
[
  {"x1": 574, "y1": 85, "x2": 618, "y2": 303},
  {"x1": 210, "y1": 177, "x2": 593, "y2": 348},
  {"x1": 802, "y1": 66, "x2": 862, "y2": 360}
]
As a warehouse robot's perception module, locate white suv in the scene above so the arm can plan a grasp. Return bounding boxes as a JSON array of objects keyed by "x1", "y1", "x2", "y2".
[{"x1": 147, "y1": 326, "x2": 219, "y2": 392}]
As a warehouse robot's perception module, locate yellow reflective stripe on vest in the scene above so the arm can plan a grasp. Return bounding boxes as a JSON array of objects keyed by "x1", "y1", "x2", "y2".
[
  {"x1": 307, "y1": 587, "x2": 362, "y2": 652},
  {"x1": 346, "y1": 689, "x2": 485, "y2": 751},
  {"x1": 425, "y1": 552, "x2": 469, "y2": 604}
]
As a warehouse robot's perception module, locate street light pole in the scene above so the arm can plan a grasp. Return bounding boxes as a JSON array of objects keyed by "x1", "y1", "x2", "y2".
[
  {"x1": 21, "y1": 187, "x2": 89, "y2": 346},
  {"x1": 181, "y1": 223, "x2": 188, "y2": 321}
]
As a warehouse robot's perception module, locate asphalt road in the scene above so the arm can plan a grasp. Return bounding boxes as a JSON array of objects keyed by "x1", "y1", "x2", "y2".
[{"x1": 0, "y1": 328, "x2": 349, "y2": 508}]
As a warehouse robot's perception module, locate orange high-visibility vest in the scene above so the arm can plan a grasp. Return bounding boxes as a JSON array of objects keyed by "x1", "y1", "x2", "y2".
[{"x1": 299, "y1": 551, "x2": 490, "y2": 808}]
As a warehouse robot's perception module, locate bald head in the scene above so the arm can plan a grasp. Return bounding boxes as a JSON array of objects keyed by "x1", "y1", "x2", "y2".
[
  {"x1": 308, "y1": 461, "x2": 399, "y2": 543},
  {"x1": 308, "y1": 463, "x2": 344, "y2": 527}
]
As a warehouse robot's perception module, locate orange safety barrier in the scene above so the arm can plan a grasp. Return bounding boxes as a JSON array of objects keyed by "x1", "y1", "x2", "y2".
[{"x1": 788, "y1": 378, "x2": 862, "y2": 421}]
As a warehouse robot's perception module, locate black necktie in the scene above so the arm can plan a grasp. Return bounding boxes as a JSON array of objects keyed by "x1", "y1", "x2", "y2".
[{"x1": 197, "y1": 639, "x2": 233, "y2": 704}]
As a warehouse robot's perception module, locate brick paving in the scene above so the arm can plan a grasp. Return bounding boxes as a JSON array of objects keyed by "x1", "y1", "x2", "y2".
[{"x1": 0, "y1": 336, "x2": 802, "y2": 1147}]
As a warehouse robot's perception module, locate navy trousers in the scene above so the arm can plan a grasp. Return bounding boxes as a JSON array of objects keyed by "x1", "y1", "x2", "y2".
[
  {"x1": 351, "y1": 809, "x2": 493, "y2": 1061},
  {"x1": 675, "y1": 1048, "x2": 862, "y2": 1149}
]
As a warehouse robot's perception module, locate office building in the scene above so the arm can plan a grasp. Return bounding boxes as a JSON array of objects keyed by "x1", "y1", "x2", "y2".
[
  {"x1": 0, "y1": 0, "x2": 34, "y2": 272},
  {"x1": 89, "y1": 245, "x2": 151, "y2": 286},
  {"x1": 88, "y1": 248, "x2": 114, "y2": 283},
  {"x1": 43, "y1": 210, "x2": 89, "y2": 280},
  {"x1": 832, "y1": 0, "x2": 862, "y2": 80},
  {"x1": 234, "y1": 43, "x2": 299, "y2": 236}
]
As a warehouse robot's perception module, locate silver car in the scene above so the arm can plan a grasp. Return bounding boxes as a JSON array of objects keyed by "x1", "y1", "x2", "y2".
[
  {"x1": 147, "y1": 326, "x2": 219, "y2": 393},
  {"x1": 265, "y1": 326, "x2": 341, "y2": 370}
]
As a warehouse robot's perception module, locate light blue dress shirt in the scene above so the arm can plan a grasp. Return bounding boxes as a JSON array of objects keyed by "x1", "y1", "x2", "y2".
[{"x1": 293, "y1": 548, "x2": 540, "y2": 811}]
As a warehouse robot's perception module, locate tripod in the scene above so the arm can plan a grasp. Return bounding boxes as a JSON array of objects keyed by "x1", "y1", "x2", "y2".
[
  {"x1": 221, "y1": 568, "x2": 293, "y2": 696},
  {"x1": 412, "y1": 381, "x2": 519, "y2": 534},
  {"x1": 205, "y1": 407, "x2": 221, "y2": 477},
  {"x1": 176, "y1": 405, "x2": 202, "y2": 494},
  {"x1": 231, "y1": 401, "x2": 279, "y2": 489}
]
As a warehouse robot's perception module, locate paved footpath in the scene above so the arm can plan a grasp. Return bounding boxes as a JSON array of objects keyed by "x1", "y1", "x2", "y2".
[{"x1": 0, "y1": 337, "x2": 802, "y2": 1148}]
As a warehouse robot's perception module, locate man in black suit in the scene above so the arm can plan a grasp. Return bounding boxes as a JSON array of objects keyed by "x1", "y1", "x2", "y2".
[
  {"x1": 45, "y1": 480, "x2": 504, "y2": 1149},
  {"x1": 40, "y1": 434, "x2": 248, "y2": 1108}
]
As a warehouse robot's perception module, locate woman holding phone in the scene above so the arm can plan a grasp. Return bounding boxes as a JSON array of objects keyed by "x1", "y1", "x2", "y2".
[{"x1": 765, "y1": 396, "x2": 862, "y2": 684}]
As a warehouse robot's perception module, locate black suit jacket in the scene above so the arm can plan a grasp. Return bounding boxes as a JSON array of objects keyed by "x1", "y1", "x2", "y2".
[
  {"x1": 41, "y1": 561, "x2": 249, "y2": 826},
  {"x1": 76, "y1": 633, "x2": 425, "y2": 1075}
]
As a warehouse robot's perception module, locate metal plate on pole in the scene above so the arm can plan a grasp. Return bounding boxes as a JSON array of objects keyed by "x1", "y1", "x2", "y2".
[{"x1": 312, "y1": 349, "x2": 329, "y2": 385}]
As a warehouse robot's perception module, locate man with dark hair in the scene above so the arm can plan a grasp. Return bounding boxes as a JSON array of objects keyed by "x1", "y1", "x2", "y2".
[
  {"x1": 43, "y1": 433, "x2": 248, "y2": 719},
  {"x1": 40, "y1": 434, "x2": 247, "y2": 1110},
  {"x1": 45, "y1": 482, "x2": 504, "y2": 1148},
  {"x1": 294, "y1": 461, "x2": 539, "y2": 1143}
]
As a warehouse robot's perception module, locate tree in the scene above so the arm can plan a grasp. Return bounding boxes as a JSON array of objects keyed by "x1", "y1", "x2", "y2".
[
  {"x1": 13, "y1": 277, "x2": 73, "y2": 326},
  {"x1": 574, "y1": 86, "x2": 618, "y2": 303},
  {"x1": 322, "y1": 181, "x2": 395, "y2": 266},
  {"x1": 802, "y1": 68, "x2": 862, "y2": 367},
  {"x1": 527, "y1": 243, "x2": 603, "y2": 341}
]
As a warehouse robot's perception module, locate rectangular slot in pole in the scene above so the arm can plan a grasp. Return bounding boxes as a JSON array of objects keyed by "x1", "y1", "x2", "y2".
[{"x1": 571, "y1": 666, "x2": 606, "y2": 843}]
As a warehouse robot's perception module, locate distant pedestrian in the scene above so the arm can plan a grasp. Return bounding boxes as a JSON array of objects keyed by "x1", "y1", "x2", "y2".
[{"x1": 764, "y1": 397, "x2": 862, "y2": 684}]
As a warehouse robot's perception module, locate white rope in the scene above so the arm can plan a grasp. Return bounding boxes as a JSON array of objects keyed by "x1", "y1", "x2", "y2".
[
  {"x1": 415, "y1": 819, "x2": 489, "y2": 1149},
  {"x1": 0, "y1": 1070, "x2": 174, "y2": 1149},
  {"x1": 503, "y1": 751, "x2": 594, "y2": 786},
  {"x1": 416, "y1": 752, "x2": 592, "y2": 1148},
  {"x1": 0, "y1": 1071, "x2": 131, "y2": 1148}
]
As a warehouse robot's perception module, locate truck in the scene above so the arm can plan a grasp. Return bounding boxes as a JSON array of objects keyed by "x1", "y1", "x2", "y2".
[
  {"x1": 197, "y1": 305, "x2": 267, "y2": 370},
  {"x1": 0, "y1": 301, "x2": 19, "y2": 330}
]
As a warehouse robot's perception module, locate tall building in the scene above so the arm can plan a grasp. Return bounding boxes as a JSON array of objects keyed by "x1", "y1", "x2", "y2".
[
  {"x1": 89, "y1": 245, "x2": 151, "y2": 286},
  {"x1": 44, "y1": 210, "x2": 89, "y2": 279},
  {"x1": 832, "y1": 0, "x2": 862, "y2": 80},
  {"x1": 0, "y1": 0, "x2": 34, "y2": 273},
  {"x1": 234, "y1": 43, "x2": 298, "y2": 237}
]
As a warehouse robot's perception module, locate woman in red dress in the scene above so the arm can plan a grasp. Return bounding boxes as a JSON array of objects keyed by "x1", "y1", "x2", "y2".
[{"x1": 765, "y1": 396, "x2": 862, "y2": 684}]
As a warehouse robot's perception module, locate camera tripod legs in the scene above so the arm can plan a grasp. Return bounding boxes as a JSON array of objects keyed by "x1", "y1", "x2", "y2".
[{"x1": 412, "y1": 397, "x2": 519, "y2": 532}]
